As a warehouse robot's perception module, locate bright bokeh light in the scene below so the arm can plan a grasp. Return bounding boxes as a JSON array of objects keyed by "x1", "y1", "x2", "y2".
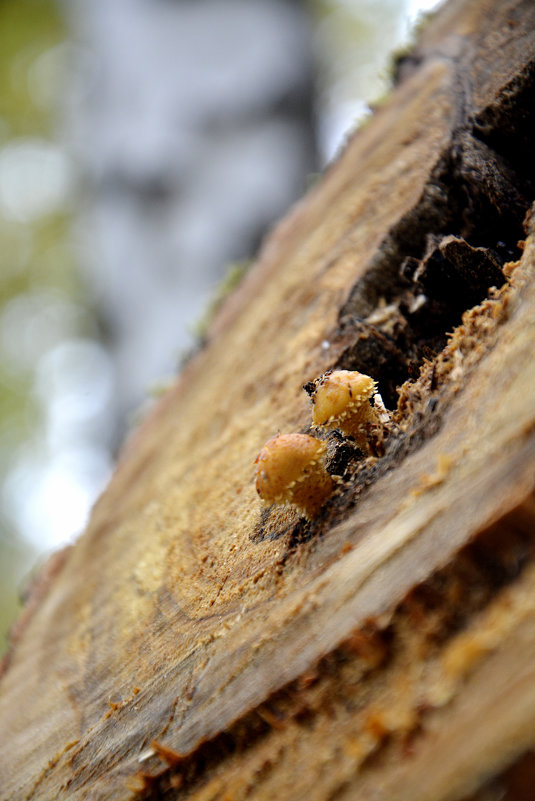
[
  {"x1": 317, "y1": 0, "x2": 445, "y2": 162},
  {"x1": 0, "y1": 138, "x2": 72, "y2": 222},
  {"x1": 35, "y1": 339, "x2": 114, "y2": 435},
  {"x1": 27, "y1": 43, "x2": 74, "y2": 111},
  {"x1": 2, "y1": 444, "x2": 112, "y2": 550},
  {"x1": 2, "y1": 338, "x2": 115, "y2": 550},
  {"x1": 0, "y1": 290, "x2": 87, "y2": 374},
  {"x1": 408, "y1": 0, "x2": 444, "y2": 24}
]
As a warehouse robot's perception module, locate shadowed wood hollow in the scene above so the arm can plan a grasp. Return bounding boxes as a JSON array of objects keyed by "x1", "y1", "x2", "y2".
[{"x1": 2, "y1": 0, "x2": 535, "y2": 799}]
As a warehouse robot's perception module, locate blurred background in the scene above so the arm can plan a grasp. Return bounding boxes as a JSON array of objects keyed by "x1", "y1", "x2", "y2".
[{"x1": 0, "y1": 0, "x2": 441, "y2": 651}]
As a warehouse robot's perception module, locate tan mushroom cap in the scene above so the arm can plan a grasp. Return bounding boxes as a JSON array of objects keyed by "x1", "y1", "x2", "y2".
[
  {"x1": 311, "y1": 370, "x2": 376, "y2": 428},
  {"x1": 255, "y1": 433, "x2": 327, "y2": 503}
]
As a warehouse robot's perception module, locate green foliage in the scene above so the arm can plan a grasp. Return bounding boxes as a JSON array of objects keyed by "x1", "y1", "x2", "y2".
[
  {"x1": 0, "y1": 0, "x2": 63, "y2": 135},
  {"x1": 0, "y1": 0, "x2": 73, "y2": 653}
]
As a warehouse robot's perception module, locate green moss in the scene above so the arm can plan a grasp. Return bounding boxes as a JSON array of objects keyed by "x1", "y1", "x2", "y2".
[
  {"x1": 191, "y1": 259, "x2": 251, "y2": 343},
  {"x1": 388, "y1": 8, "x2": 439, "y2": 86},
  {"x1": 0, "y1": 0, "x2": 74, "y2": 653}
]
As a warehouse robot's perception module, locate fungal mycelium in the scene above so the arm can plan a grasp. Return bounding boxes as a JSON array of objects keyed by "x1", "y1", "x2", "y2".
[
  {"x1": 305, "y1": 369, "x2": 382, "y2": 453},
  {"x1": 255, "y1": 432, "x2": 333, "y2": 520}
]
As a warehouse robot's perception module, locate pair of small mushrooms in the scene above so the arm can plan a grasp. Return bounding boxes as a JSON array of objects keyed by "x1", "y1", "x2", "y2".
[{"x1": 255, "y1": 370, "x2": 383, "y2": 520}]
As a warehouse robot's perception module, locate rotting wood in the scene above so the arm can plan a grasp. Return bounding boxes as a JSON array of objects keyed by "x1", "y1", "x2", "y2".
[{"x1": 1, "y1": 0, "x2": 535, "y2": 799}]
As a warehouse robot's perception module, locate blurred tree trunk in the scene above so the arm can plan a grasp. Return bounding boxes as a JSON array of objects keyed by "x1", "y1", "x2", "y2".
[
  {"x1": 63, "y1": 0, "x2": 317, "y2": 441},
  {"x1": 2, "y1": 0, "x2": 535, "y2": 799}
]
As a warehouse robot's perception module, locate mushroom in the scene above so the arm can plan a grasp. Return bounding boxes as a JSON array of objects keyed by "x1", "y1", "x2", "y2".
[
  {"x1": 255, "y1": 433, "x2": 333, "y2": 520},
  {"x1": 306, "y1": 370, "x2": 382, "y2": 453}
]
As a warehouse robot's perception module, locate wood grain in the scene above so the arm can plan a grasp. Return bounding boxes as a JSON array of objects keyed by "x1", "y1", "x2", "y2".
[{"x1": 1, "y1": 1, "x2": 535, "y2": 798}]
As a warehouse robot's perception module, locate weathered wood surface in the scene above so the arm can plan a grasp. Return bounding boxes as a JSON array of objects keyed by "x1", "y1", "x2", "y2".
[{"x1": 2, "y1": 0, "x2": 535, "y2": 799}]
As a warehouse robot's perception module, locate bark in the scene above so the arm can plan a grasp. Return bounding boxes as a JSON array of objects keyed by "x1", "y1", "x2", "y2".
[{"x1": 2, "y1": 0, "x2": 535, "y2": 799}]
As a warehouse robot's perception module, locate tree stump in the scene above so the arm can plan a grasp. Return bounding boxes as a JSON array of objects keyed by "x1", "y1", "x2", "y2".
[{"x1": 2, "y1": 0, "x2": 535, "y2": 799}]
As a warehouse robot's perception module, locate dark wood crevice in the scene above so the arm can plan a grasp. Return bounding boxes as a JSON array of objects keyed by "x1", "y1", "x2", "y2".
[
  {"x1": 461, "y1": 750, "x2": 535, "y2": 801},
  {"x1": 255, "y1": 57, "x2": 535, "y2": 549},
  {"x1": 336, "y1": 58, "x2": 535, "y2": 410}
]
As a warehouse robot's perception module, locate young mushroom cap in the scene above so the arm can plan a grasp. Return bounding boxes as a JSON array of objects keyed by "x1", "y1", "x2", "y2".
[
  {"x1": 255, "y1": 433, "x2": 333, "y2": 520},
  {"x1": 307, "y1": 370, "x2": 381, "y2": 452}
]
